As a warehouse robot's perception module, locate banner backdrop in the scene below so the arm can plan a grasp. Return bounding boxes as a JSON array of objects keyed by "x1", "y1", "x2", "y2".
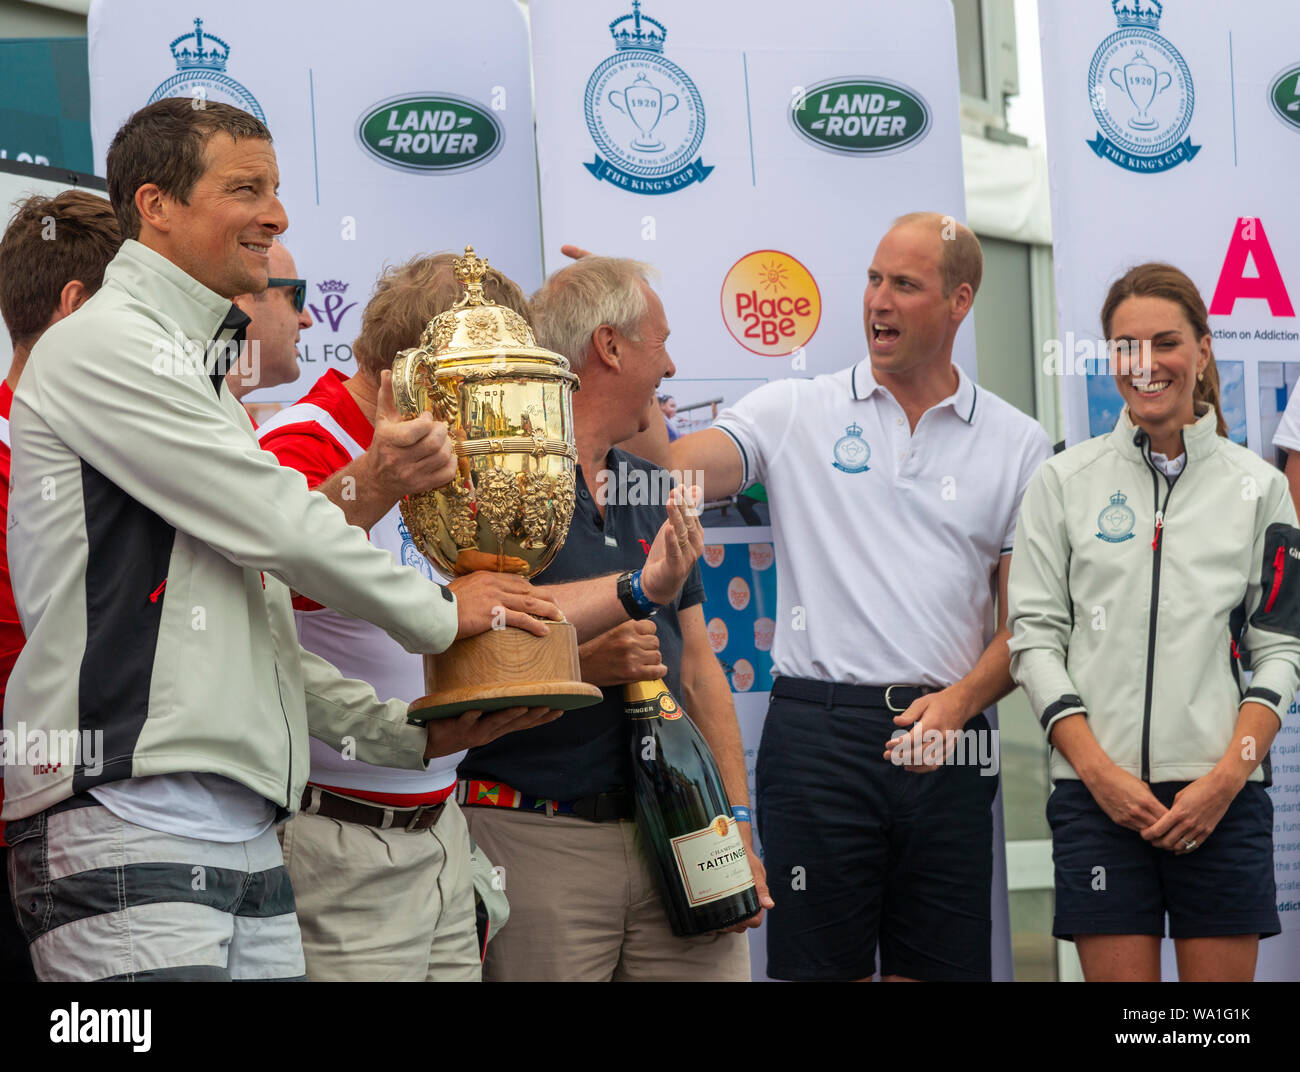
[
  {"x1": 531, "y1": 0, "x2": 1014, "y2": 979},
  {"x1": 1040, "y1": 0, "x2": 1300, "y2": 980},
  {"x1": 87, "y1": 0, "x2": 542, "y2": 408}
]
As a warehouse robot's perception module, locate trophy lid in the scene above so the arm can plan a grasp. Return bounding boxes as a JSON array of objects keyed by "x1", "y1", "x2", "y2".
[{"x1": 418, "y1": 246, "x2": 567, "y2": 369}]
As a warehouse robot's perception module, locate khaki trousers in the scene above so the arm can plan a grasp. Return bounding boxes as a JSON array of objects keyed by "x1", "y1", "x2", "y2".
[
  {"x1": 279, "y1": 797, "x2": 480, "y2": 982},
  {"x1": 463, "y1": 806, "x2": 750, "y2": 982}
]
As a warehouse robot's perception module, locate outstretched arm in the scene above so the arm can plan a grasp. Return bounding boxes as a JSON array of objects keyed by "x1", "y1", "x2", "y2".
[{"x1": 670, "y1": 428, "x2": 745, "y2": 502}]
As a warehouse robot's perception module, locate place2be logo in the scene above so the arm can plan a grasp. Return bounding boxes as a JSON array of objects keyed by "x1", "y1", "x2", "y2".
[
  {"x1": 1269, "y1": 63, "x2": 1300, "y2": 133},
  {"x1": 790, "y1": 78, "x2": 931, "y2": 155},
  {"x1": 357, "y1": 94, "x2": 503, "y2": 173},
  {"x1": 720, "y1": 250, "x2": 821, "y2": 357},
  {"x1": 1086, "y1": 0, "x2": 1199, "y2": 173}
]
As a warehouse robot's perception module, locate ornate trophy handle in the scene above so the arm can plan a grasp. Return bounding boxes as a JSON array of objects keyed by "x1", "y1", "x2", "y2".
[
  {"x1": 393, "y1": 347, "x2": 455, "y2": 426},
  {"x1": 391, "y1": 349, "x2": 422, "y2": 419}
]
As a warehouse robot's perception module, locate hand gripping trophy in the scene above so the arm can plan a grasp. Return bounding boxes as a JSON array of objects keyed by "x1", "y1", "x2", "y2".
[{"x1": 393, "y1": 246, "x2": 602, "y2": 721}]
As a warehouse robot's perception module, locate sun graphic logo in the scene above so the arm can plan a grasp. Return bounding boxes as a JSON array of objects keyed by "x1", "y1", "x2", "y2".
[
  {"x1": 756, "y1": 258, "x2": 789, "y2": 291},
  {"x1": 721, "y1": 250, "x2": 821, "y2": 356}
]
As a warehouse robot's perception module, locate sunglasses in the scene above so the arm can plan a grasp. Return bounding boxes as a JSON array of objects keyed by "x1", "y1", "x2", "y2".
[{"x1": 267, "y1": 277, "x2": 307, "y2": 313}]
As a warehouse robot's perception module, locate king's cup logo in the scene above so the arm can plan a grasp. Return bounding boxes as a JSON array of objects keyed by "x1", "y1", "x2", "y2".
[
  {"x1": 831, "y1": 423, "x2": 870, "y2": 474},
  {"x1": 147, "y1": 17, "x2": 265, "y2": 121},
  {"x1": 1086, "y1": 0, "x2": 1197, "y2": 172},
  {"x1": 583, "y1": 1, "x2": 712, "y2": 194},
  {"x1": 1096, "y1": 490, "x2": 1137, "y2": 543}
]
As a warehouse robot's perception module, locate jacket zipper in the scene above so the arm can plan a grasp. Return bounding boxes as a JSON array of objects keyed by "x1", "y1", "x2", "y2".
[
  {"x1": 1265, "y1": 547, "x2": 1286, "y2": 613},
  {"x1": 1138, "y1": 436, "x2": 1180, "y2": 783},
  {"x1": 273, "y1": 664, "x2": 293, "y2": 807}
]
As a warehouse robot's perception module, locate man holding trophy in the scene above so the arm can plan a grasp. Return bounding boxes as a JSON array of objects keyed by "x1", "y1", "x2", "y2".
[
  {"x1": 259, "y1": 249, "x2": 707, "y2": 980},
  {"x1": 2, "y1": 100, "x2": 560, "y2": 982}
]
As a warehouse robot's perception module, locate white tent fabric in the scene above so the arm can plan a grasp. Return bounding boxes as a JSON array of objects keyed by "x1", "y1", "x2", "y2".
[{"x1": 962, "y1": 133, "x2": 1052, "y2": 245}]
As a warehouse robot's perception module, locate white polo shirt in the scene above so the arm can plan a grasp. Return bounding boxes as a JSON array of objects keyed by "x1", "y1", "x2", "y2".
[{"x1": 713, "y1": 360, "x2": 1052, "y2": 688}]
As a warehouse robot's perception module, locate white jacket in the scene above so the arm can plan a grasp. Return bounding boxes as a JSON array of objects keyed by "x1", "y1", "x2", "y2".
[
  {"x1": 1008, "y1": 403, "x2": 1300, "y2": 784},
  {"x1": 3, "y1": 240, "x2": 459, "y2": 820}
]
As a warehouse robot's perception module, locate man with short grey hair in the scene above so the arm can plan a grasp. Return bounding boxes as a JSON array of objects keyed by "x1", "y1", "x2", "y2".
[{"x1": 458, "y1": 255, "x2": 773, "y2": 982}]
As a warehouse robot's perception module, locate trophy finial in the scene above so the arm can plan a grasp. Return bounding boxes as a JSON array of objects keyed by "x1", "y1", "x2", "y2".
[{"x1": 453, "y1": 245, "x2": 496, "y2": 308}]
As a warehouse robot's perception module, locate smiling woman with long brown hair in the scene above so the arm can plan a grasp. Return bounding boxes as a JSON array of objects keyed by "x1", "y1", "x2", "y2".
[{"x1": 1007, "y1": 262, "x2": 1300, "y2": 982}]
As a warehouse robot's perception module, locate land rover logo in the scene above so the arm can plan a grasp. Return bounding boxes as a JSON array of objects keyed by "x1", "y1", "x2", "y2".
[
  {"x1": 791, "y1": 78, "x2": 930, "y2": 155},
  {"x1": 1269, "y1": 64, "x2": 1300, "y2": 133},
  {"x1": 357, "y1": 94, "x2": 503, "y2": 173}
]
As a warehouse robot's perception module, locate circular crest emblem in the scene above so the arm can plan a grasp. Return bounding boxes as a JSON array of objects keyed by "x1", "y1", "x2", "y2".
[
  {"x1": 832, "y1": 423, "x2": 871, "y2": 473},
  {"x1": 398, "y1": 520, "x2": 436, "y2": 579},
  {"x1": 149, "y1": 72, "x2": 265, "y2": 121},
  {"x1": 711, "y1": 816, "x2": 731, "y2": 838},
  {"x1": 1088, "y1": 28, "x2": 1193, "y2": 160},
  {"x1": 1096, "y1": 490, "x2": 1137, "y2": 543},
  {"x1": 658, "y1": 692, "x2": 682, "y2": 720},
  {"x1": 149, "y1": 19, "x2": 265, "y2": 122},
  {"x1": 586, "y1": 53, "x2": 704, "y2": 179}
]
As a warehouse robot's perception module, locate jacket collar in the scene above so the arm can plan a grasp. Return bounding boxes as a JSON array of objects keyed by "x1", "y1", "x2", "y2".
[
  {"x1": 1109, "y1": 401, "x2": 1221, "y2": 463},
  {"x1": 104, "y1": 240, "x2": 249, "y2": 360},
  {"x1": 850, "y1": 359, "x2": 978, "y2": 425}
]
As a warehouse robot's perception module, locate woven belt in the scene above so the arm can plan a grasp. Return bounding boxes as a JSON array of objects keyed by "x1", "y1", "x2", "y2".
[
  {"x1": 299, "y1": 786, "x2": 446, "y2": 831},
  {"x1": 771, "y1": 676, "x2": 936, "y2": 712},
  {"x1": 457, "y1": 778, "x2": 634, "y2": 822}
]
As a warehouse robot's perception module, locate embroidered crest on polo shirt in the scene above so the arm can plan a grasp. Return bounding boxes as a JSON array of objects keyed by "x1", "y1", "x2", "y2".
[
  {"x1": 1096, "y1": 489, "x2": 1136, "y2": 543},
  {"x1": 831, "y1": 422, "x2": 871, "y2": 473}
]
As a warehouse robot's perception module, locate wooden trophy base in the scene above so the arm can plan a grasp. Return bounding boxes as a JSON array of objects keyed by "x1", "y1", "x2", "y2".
[{"x1": 406, "y1": 620, "x2": 603, "y2": 723}]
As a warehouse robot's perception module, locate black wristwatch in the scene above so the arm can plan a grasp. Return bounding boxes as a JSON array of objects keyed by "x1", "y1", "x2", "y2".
[{"x1": 617, "y1": 569, "x2": 660, "y2": 620}]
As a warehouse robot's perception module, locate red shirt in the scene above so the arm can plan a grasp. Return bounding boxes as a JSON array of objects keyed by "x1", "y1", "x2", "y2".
[
  {"x1": 258, "y1": 370, "x2": 375, "y2": 614},
  {"x1": 258, "y1": 371, "x2": 454, "y2": 807},
  {"x1": 0, "y1": 380, "x2": 24, "y2": 843},
  {"x1": 258, "y1": 369, "x2": 372, "y2": 487}
]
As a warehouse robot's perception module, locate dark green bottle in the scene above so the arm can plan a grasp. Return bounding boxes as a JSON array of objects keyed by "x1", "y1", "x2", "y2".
[{"x1": 624, "y1": 679, "x2": 759, "y2": 936}]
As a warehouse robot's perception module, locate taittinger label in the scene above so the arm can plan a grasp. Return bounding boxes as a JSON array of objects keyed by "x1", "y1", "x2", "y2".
[{"x1": 669, "y1": 815, "x2": 756, "y2": 906}]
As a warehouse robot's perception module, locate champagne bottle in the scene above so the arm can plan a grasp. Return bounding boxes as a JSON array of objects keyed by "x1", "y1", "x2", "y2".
[{"x1": 624, "y1": 679, "x2": 759, "y2": 937}]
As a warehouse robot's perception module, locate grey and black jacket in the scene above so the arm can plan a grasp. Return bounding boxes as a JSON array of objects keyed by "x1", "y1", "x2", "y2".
[
  {"x1": 3, "y1": 240, "x2": 458, "y2": 821},
  {"x1": 1008, "y1": 403, "x2": 1300, "y2": 784}
]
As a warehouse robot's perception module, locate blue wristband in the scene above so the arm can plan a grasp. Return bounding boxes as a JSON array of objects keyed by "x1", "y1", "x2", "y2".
[
  {"x1": 629, "y1": 569, "x2": 657, "y2": 612},
  {"x1": 731, "y1": 805, "x2": 752, "y2": 824}
]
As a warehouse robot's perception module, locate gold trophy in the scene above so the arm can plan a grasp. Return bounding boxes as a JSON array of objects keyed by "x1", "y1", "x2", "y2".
[{"x1": 393, "y1": 246, "x2": 603, "y2": 722}]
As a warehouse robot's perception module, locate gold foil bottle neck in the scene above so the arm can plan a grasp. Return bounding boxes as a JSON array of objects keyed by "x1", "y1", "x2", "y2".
[{"x1": 623, "y1": 679, "x2": 669, "y2": 703}]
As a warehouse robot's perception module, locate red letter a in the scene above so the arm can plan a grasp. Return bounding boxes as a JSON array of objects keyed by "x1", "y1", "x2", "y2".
[{"x1": 1209, "y1": 217, "x2": 1295, "y2": 316}]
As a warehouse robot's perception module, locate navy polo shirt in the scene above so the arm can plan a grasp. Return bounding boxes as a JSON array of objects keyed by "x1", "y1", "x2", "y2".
[{"x1": 461, "y1": 448, "x2": 704, "y2": 801}]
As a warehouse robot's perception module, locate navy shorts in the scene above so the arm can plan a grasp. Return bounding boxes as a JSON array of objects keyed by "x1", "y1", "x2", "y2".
[
  {"x1": 755, "y1": 691, "x2": 999, "y2": 981},
  {"x1": 1048, "y1": 779, "x2": 1280, "y2": 940}
]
